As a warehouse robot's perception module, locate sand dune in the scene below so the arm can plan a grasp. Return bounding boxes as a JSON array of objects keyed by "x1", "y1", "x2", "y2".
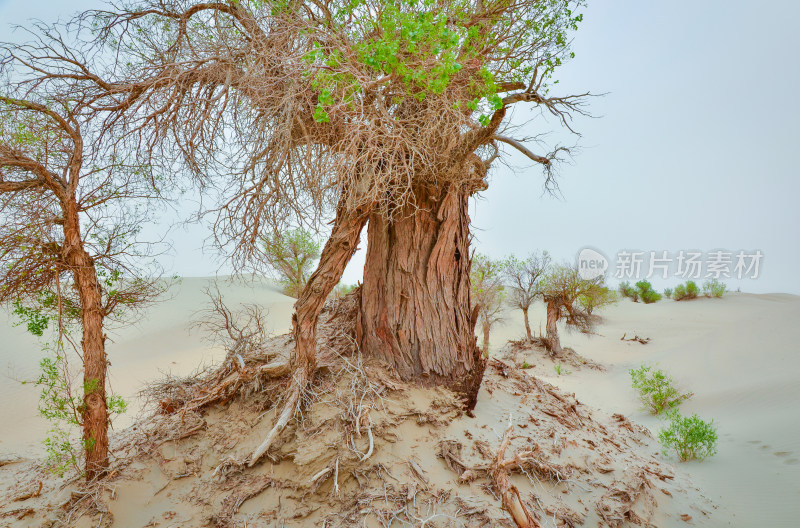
[
  {"x1": 0, "y1": 276, "x2": 296, "y2": 457},
  {"x1": 2, "y1": 281, "x2": 799, "y2": 526}
]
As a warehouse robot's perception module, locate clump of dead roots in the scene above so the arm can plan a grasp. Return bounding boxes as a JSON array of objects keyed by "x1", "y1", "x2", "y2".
[{"x1": 500, "y1": 339, "x2": 605, "y2": 372}]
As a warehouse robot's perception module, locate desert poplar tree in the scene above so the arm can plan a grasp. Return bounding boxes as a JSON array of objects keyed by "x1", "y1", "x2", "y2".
[
  {"x1": 39, "y1": 0, "x2": 590, "y2": 461},
  {"x1": 539, "y1": 263, "x2": 605, "y2": 356},
  {"x1": 471, "y1": 253, "x2": 506, "y2": 357},
  {"x1": 261, "y1": 229, "x2": 321, "y2": 298},
  {"x1": 0, "y1": 49, "x2": 167, "y2": 479},
  {"x1": 504, "y1": 251, "x2": 551, "y2": 341}
]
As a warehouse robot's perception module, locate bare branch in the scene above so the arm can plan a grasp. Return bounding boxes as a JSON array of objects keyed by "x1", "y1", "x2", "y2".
[{"x1": 492, "y1": 135, "x2": 552, "y2": 166}]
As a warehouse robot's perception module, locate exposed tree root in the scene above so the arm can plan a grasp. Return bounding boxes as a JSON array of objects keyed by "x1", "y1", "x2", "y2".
[
  {"x1": 248, "y1": 370, "x2": 307, "y2": 466},
  {"x1": 491, "y1": 425, "x2": 541, "y2": 528}
]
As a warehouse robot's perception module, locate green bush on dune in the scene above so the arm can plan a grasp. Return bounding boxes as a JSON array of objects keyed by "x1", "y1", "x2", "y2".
[
  {"x1": 630, "y1": 364, "x2": 692, "y2": 414},
  {"x1": 658, "y1": 410, "x2": 718, "y2": 461},
  {"x1": 620, "y1": 280, "x2": 662, "y2": 303},
  {"x1": 663, "y1": 288, "x2": 673, "y2": 299},
  {"x1": 619, "y1": 281, "x2": 639, "y2": 302},
  {"x1": 635, "y1": 280, "x2": 662, "y2": 304},
  {"x1": 672, "y1": 280, "x2": 700, "y2": 301},
  {"x1": 703, "y1": 279, "x2": 727, "y2": 298}
]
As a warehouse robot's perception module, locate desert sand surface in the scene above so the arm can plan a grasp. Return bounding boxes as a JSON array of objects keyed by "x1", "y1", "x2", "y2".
[
  {"x1": 489, "y1": 292, "x2": 800, "y2": 526},
  {"x1": 1, "y1": 281, "x2": 798, "y2": 527}
]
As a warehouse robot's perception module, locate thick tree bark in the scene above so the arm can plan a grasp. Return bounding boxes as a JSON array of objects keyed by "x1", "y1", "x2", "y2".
[
  {"x1": 249, "y1": 203, "x2": 368, "y2": 465},
  {"x1": 522, "y1": 307, "x2": 532, "y2": 342},
  {"x1": 358, "y1": 184, "x2": 485, "y2": 410},
  {"x1": 544, "y1": 299, "x2": 562, "y2": 357},
  {"x1": 63, "y1": 204, "x2": 108, "y2": 480}
]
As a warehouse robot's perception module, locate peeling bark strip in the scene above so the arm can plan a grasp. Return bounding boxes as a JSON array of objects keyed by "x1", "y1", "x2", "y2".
[{"x1": 358, "y1": 184, "x2": 485, "y2": 409}]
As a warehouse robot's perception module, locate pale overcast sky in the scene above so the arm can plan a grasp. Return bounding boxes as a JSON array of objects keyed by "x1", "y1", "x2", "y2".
[{"x1": 2, "y1": 1, "x2": 798, "y2": 293}]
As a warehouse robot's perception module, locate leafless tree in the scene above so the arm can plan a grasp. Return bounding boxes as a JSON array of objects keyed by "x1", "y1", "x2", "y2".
[
  {"x1": 0, "y1": 46, "x2": 168, "y2": 478},
  {"x1": 503, "y1": 251, "x2": 551, "y2": 341}
]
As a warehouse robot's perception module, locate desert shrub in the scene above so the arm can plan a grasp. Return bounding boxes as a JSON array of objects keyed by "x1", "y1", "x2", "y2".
[
  {"x1": 658, "y1": 410, "x2": 718, "y2": 461},
  {"x1": 630, "y1": 364, "x2": 692, "y2": 414},
  {"x1": 635, "y1": 280, "x2": 662, "y2": 304},
  {"x1": 672, "y1": 284, "x2": 686, "y2": 300},
  {"x1": 703, "y1": 279, "x2": 726, "y2": 298},
  {"x1": 663, "y1": 288, "x2": 673, "y2": 299},
  {"x1": 640, "y1": 289, "x2": 662, "y2": 304},
  {"x1": 619, "y1": 281, "x2": 639, "y2": 302},
  {"x1": 673, "y1": 281, "x2": 699, "y2": 301}
]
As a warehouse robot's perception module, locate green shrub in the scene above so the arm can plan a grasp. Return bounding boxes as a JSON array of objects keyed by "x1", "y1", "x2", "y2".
[
  {"x1": 641, "y1": 289, "x2": 661, "y2": 303},
  {"x1": 261, "y1": 229, "x2": 321, "y2": 298},
  {"x1": 703, "y1": 279, "x2": 726, "y2": 298},
  {"x1": 619, "y1": 281, "x2": 639, "y2": 302},
  {"x1": 673, "y1": 281, "x2": 699, "y2": 301},
  {"x1": 663, "y1": 288, "x2": 673, "y2": 299},
  {"x1": 634, "y1": 280, "x2": 661, "y2": 304},
  {"x1": 658, "y1": 410, "x2": 718, "y2": 461},
  {"x1": 630, "y1": 364, "x2": 692, "y2": 414},
  {"x1": 672, "y1": 284, "x2": 686, "y2": 300}
]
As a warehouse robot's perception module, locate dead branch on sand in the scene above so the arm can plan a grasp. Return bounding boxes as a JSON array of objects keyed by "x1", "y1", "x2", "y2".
[{"x1": 621, "y1": 333, "x2": 651, "y2": 345}]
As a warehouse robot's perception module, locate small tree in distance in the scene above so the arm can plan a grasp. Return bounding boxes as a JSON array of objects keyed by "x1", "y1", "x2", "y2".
[
  {"x1": 540, "y1": 264, "x2": 612, "y2": 356},
  {"x1": 579, "y1": 283, "x2": 617, "y2": 314},
  {"x1": 262, "y1": 229, "x2": 322, "y2": 298},
  {"x1": 471, "y1": 254, "x2": 506, "y2": 357},
  {"x1": 330, "y1": 282, "x2": 357, "y2": 301},
  {"x1": 503, "y1": 251, "x2": 550, "y2": 341}
]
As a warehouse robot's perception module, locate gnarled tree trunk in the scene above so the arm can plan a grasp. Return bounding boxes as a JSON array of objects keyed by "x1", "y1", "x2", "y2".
[
  {"x1": 358, "y1": 183, "x2": 485, "y2": 410},
  {"x1": 544, "y1": 299, "x2": 562, "y2": 357}
]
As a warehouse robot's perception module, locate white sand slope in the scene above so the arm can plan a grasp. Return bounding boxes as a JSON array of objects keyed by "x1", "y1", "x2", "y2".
[
  {"x1": 489, "y1": 292, "x2": 800, "y2": 527},
  {"x1": 0, "y1": 276, "x2": 296, "y2": 457}
]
